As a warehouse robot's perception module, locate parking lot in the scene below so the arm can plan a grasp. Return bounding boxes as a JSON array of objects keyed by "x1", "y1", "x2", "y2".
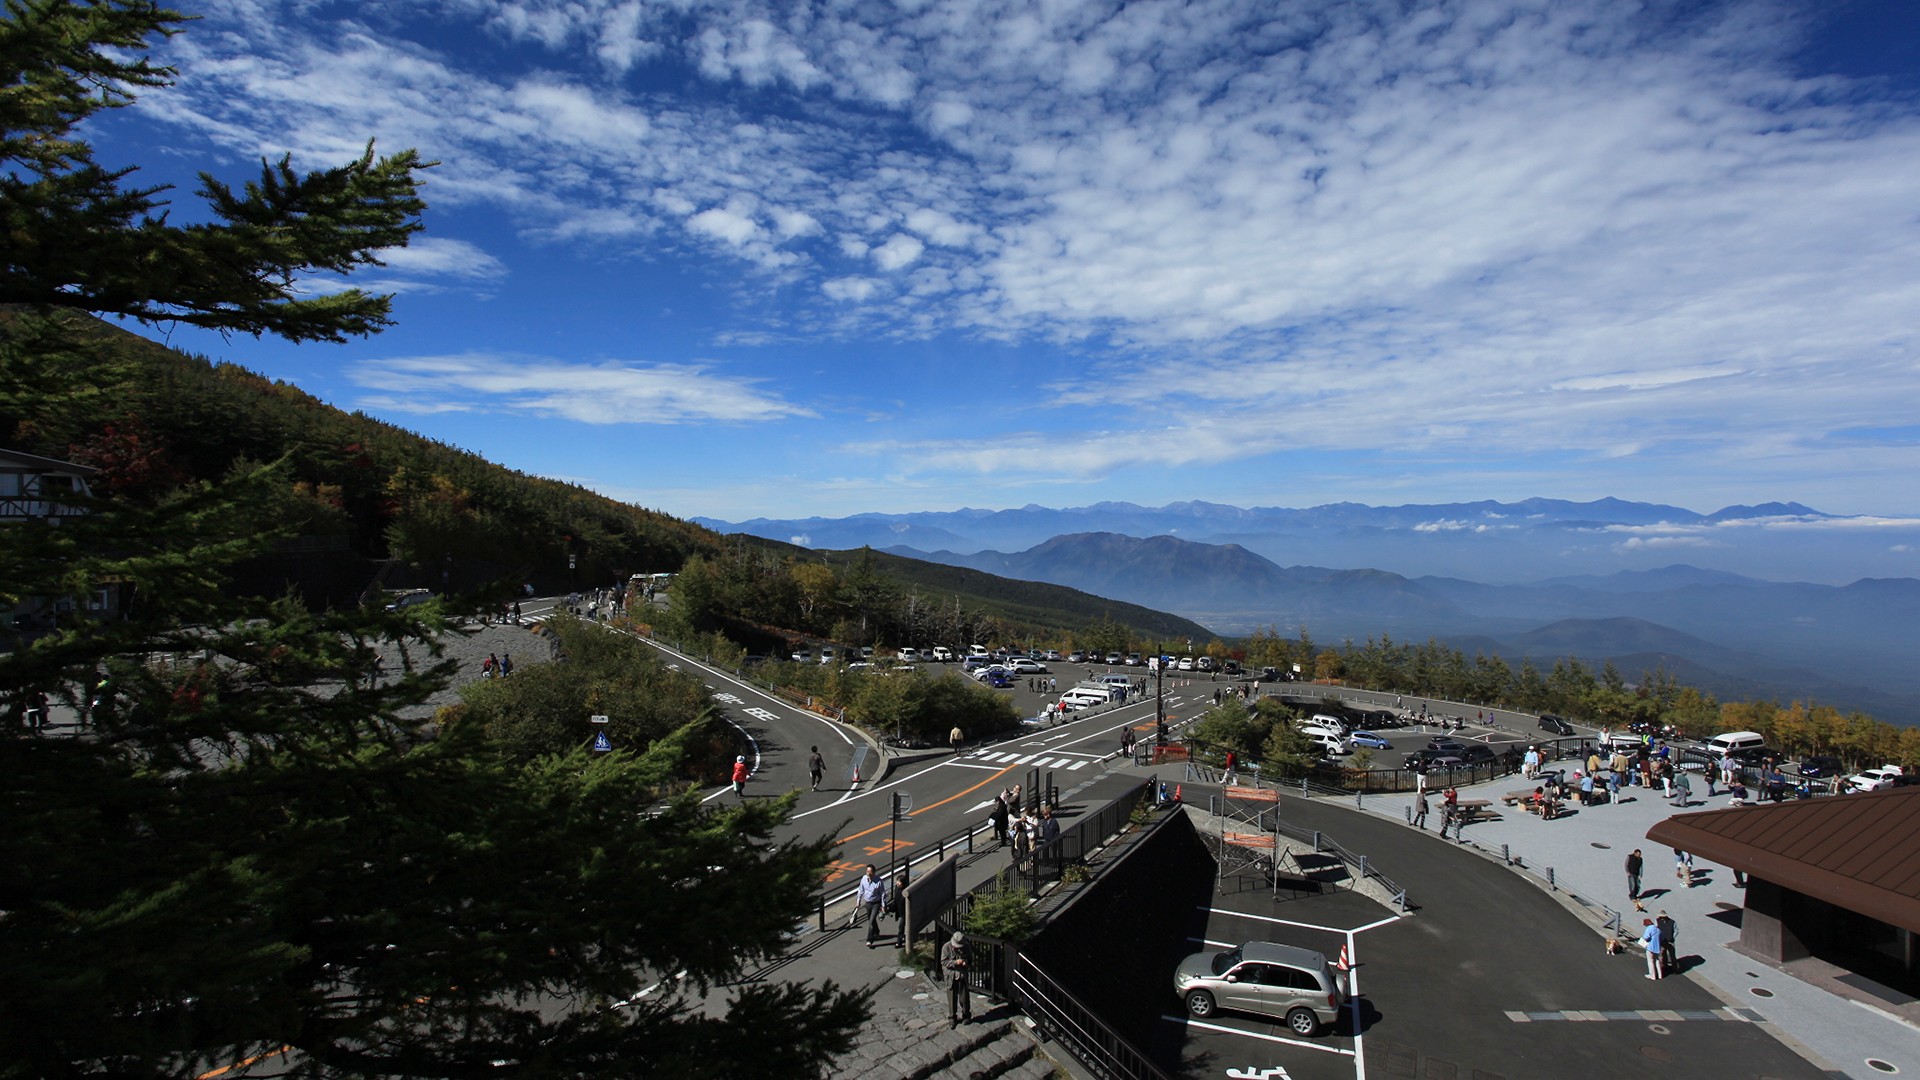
[{"x1": 1157, "y1": 792, "x2": 1832, "y2": 1080}]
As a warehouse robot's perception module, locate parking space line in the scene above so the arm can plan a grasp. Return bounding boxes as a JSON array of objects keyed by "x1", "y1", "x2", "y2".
[
  {"x1": 1166, "y1": 1015, "x2": 1357, "y2": 1057},
  {"x1": 1202, "y1": 910, "x2": 1355, "y2": 936}
]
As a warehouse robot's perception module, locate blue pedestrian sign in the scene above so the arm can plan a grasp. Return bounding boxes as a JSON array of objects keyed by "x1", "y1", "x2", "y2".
[{"x1": 592, "y1": 731, "x2": 612, "y2": 752}]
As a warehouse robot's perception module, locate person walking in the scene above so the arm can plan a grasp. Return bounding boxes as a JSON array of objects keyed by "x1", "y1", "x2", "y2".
[
  {"x1": 943, "y1": 932, "x2": 972, "y2": 1027},
  {"x1": 807, "y1": 745, "x2": 825, "y2": 792},
  {"x1": 1626, "y1": 848, "x2": 1644, "y2": 901},
  {"x1": 1639, "y1": 918, "x2": 1663, "y2": 980},
  {"x1": 731, "y1": 755, "x2": 749, "y2": 799},
  {"x1": 949, "y1": 725, "x2": 964, "y2": 754},
  {"x1": 1674, "y1": 847, "x2": 1694, "y2": 887},
  {"x1": 856, "y1": 865, "x2": 888, "y2": 947},
  {"x1": 1222, "y1": 750, "x2": 1238, "y2": 785},
  {"x1": 1412, "y1": 790, "x2": 1429, "y2": 830}
]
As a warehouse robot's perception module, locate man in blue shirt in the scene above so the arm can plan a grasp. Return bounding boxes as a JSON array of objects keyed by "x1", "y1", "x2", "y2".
[{"x1": 857, "y1": 864, "x2": 889, "y2": 948}]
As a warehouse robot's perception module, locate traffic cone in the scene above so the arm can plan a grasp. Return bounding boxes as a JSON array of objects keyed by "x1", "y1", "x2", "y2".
[
  {"x1": 1173, "y1": 784, "x2": 1183, "y2": 804},
  {"x1": 1336, "y1": 945, "x2": 1351, "y2": 971}
]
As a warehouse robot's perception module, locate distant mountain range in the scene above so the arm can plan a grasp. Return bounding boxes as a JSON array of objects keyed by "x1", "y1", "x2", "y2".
[
  {"x1": 694, "y1": 497, "x2": 1919, "y2": 585},
  {"x1": 696, "y1": 501, "x2": 1920, "y2": 724}
]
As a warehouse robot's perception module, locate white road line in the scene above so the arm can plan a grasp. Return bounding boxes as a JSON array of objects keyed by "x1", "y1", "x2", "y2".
[
  {"x1": 1202, "y1": 910, "x2": 1355, "y2": 935},
  {"x1": 950, "y1": 763, "x2": 1014, "y2": 772},
  {"x1": 1164, "y1": 1015, "x2": 1356, "y2": 1057}
]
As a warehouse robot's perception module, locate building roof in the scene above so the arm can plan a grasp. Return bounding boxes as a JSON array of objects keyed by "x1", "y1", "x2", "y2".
[
  {"x1": 0, "y1": 448, "x2": 95, "y2": 474},
  {"x1": 1646, "y1": 786, "x2": 1920, "y2": 932}
]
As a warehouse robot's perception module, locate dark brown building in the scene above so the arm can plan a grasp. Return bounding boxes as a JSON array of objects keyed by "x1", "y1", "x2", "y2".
[{"x1": 1647, "y1": 785, "x2": 1920, "y2": 995}]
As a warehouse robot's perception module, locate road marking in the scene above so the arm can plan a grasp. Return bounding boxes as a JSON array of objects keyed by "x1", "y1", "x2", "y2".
[
  {"x1": 743, "y1": 707, "x2": 779, "y2": 722},
  {"x1": 1166, "y1": 1015, "x2": 1356, "y2": 1056},
  {"x1": 1202, "y1": 910, "x2": 1356, "y2": 935},
  {"x1": 949, "y1": 762, "x2": 1013, "y2": 772},
  {"x1": 1505, "y1": 1008, "x2": 1763, "y2": 1022}
]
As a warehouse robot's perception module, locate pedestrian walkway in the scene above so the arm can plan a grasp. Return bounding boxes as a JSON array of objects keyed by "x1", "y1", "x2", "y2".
[{"x1": 1361, "y1": 775, "x2": 1920, "y2": 1079}]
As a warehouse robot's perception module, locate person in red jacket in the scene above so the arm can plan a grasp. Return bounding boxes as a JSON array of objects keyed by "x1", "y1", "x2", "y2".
[{"x1": 731, "y1": 755, "x2": 749, "y2": 799}]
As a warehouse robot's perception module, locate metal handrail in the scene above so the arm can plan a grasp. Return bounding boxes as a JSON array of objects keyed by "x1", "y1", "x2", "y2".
[{"x1": 1012, "y1": 953, "x2": 1179, "y2": 1080}]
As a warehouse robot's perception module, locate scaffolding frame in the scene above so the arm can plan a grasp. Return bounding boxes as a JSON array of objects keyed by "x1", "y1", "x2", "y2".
[{"x1": 1211, "y1": 784, "x2": 1288, "y2": 897}]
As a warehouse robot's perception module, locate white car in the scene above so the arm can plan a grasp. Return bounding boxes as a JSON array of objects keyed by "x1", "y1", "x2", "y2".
[
  {"x1": 1845, "y1": 764, "x2": 1906, "y2": 792},
  {"x1": 1010, "y1": 658, "x2": 1046, "y2": 674},
  {"x1": 896, "y1": 647, "x2": 921, "y2": 662},
  {"x1": 931, "y1": 646, "x2": 954, "y2": 662}
]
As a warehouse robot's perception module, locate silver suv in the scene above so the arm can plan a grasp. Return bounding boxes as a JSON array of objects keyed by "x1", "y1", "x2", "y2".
[{"x1": 1173, "y1": 941, "x2": 1344, "y2": 1035}]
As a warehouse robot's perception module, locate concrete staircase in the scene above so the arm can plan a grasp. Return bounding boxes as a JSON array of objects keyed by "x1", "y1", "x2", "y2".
[{"x1": 848, "y1": 993, "x2": 1060, "y2": 1080}]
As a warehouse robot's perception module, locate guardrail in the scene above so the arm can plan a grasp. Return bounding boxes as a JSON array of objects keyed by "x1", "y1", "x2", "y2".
[{"x1": 1013, "y1": 954, "x2": 1179, "y2": 1080}]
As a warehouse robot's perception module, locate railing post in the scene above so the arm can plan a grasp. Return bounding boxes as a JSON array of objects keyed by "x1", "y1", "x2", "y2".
[
  {"x1": 1312, "y1": 830, "x2": 1323, "y2": 853},
  {"x1": 1546, "y1": 866, "x2": 1556, "y2": 892},
  {"x1": 1502, "y1": 843, "x2": 1510, "y2": 865}
]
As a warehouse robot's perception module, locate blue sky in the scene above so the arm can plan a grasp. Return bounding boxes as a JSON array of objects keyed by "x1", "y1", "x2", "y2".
[{"x1": 94, "y1": 0, "x2": 1920, "y2": 533}]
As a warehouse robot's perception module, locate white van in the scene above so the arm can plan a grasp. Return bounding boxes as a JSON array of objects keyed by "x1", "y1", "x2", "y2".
[
  {"x1": 1059, "y1": 688, "x2": 1111, "y2": 710},
  {"x1": 1308, "y1": 731, "x2": 1347, "y2": 757},
  {"x1": 1705, "y1": 731, "x2": 1767, "y2": 758},
  {"x1": 1298, "y1": 715, "x2": 1346, "y2": 740},
  {"x1": 1094, "y1": 674, "x2": 1133, "y2": 690}
]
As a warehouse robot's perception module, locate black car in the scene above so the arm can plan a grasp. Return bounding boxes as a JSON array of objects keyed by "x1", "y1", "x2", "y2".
[
  {"x1": 1426, "y1": 737, "x2": 1468, "y2": 754},
  {"x1": 1537, "y1": 714, "x2": 1574, "y2": 736},
  {"x1": 1798, "y1": 755, "x2": 1844, "y2": 779}
]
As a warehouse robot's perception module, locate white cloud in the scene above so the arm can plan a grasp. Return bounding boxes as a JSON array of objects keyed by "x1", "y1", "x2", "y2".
[
  {"x1": 349, "y1": 353, "x2": 815, "y2": 425},
  {"x1": 871, "y1": 233, "x2": 925, "y2": 271},
  {"x1": 823, "y1": 276, "x2": 880, "y2": 302},
  {"x1": 376, "y1": 236, "x2": 508, "y2": 280}
]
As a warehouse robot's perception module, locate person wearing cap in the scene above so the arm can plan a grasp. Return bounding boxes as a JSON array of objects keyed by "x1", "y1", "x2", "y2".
[
  {"x1": 942, "y1": 931, "x2": 971, "y2": 1026},
  {"x1": 731, "y1": 755, "x2": 749, "y2": 799}
]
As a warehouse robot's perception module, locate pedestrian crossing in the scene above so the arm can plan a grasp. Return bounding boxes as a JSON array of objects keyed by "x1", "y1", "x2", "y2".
[{"x1": 966, "y1": 749, "x2": 1104, "y2": 771}]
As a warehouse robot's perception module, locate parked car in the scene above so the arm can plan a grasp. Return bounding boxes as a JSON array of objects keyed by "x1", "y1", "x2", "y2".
[
  {"x1": 1195, "y1": 656, "x2": 1215, "y2": 672},
  {"x1": 1537, "y1": 714, "x2": 1574, "y2": 736},
  {"x1": 1105, "y1": 652, "x2": 1123, "y2": 665},
  {"x1": 1348, "y1": 731, "x2": 1393, "y2": 750},
  {"x1": 1010, "y1": 658, "x2": 1047, "y2": 674},
  {"x1": 1044, "y1": 650, "x2": 1062, "y2": 661},
  {"x1": 1127, "y1": 652, "x2": 1143, "y2": 666},
  {"x1": 1405, "y1": 751, "x2": 1464, "y2": 771},
  {"x1": 1067, "y1": 651, "x2": 1087, "y2": 663},
  {"x1": 1426, "y1": 737, "x2": 1468, "y2": 754},
  {"x1": 982, "y1": 670, "x2": 1014, "y2": 688},
  {"x1": 1797, "y1": 755, "x2": 1844, "y2": 779},
  {"x1": 1173, "y1": 941, "x2": 1344, "y2": 1035},
  {"x1": 931, "y1": 646, "x2": 954, "y2": 662},
  {"x1": 1177, "y1": 657, "x2": 1195, "y2": 671},
  {"x1": 1845, "y1": 765, "x2": 1907, "y2": 792}
]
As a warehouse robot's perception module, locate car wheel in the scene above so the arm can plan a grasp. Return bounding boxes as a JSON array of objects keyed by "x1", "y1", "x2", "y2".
[
  {"x1": 1285, "y1": 1006, "x2": 1319, "y2": 1036},
  {"x1": 1184, "y1": 990, "x2": 1216, "y2": 1018}
]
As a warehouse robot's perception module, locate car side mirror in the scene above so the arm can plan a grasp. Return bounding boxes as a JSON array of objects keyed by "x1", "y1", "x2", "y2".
[{"x1": 1223, "y1": 974, "x2": 1239, "y2": 983}]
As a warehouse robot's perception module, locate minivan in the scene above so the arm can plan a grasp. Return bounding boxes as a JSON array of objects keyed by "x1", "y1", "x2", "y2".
[
  {"x1": 1705, "y1": 731, "x2": 1767, "y2": 758},
  {"x1": 1059, "y1": 688, "x2": 1111, "y2": 710}
]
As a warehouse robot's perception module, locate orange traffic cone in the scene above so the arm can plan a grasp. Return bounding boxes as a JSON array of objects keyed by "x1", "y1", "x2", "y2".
[
  {"x1": 1173, "y1": 784, "x2": 1183, "y2": 804},
  {"x1": 1336, "y1": 945, "x2": 1352, "y2": 971}
]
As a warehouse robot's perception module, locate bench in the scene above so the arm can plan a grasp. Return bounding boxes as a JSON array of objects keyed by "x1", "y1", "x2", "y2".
[{"x1": 1502, "y1": 790, "x2": 1534, "y2": 806}]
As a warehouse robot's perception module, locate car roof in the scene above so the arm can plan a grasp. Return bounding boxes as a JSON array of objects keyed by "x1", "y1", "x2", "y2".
[{"x1": 1236, "y1": 941, "x2": 1330, "y2": 968}]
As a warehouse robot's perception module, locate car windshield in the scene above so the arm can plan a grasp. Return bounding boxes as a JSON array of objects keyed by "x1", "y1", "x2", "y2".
[{"x1": 1210, "y1": 947, "x2": 1241, "y2": 975}]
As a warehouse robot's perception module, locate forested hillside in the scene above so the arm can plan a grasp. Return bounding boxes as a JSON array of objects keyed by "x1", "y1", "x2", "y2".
[{"x1": 1, "y1": 307, "x2": 710, "y2": 597}]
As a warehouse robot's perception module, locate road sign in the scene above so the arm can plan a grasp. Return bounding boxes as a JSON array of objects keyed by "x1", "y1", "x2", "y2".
[
  {"x1": 591, "y1": 731, "x2": 612, "y2": 752},
  {"x1": 589, "y1": 714, "x2": 609, "y2": 725}
]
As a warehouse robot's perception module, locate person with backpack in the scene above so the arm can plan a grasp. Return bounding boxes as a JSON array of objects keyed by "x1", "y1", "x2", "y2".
[{"x1": 1656, "y1": 911, "x2": 1677, "y2": 976}]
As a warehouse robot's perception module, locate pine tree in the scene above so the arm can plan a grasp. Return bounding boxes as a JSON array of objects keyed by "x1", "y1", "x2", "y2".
[{"x1": 1, "y1": 3, "x2": 866, "y2": 1076}]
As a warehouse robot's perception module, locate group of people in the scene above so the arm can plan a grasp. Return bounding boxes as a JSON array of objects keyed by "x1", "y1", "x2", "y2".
[
  {"x1": 987, "y1": 786, "x2": 1060, "y2": 867},
  {"x1": 1635, "y1": 911, "x2": 1681, "y2": 980},
  {"x1": 479, "y1": 652, "x2": 513, "y2": 678},
  {"x1": 853, "y1": 864, "x2": 912, "y2": 948}
]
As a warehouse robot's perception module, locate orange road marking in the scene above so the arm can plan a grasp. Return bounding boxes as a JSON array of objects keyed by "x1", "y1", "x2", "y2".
[
  {"x1": 197, "y1": 1045, "x2": 291, "y2": 1079},
  {"x1": 832, "y1": 761, "x2": 1020, "y2": 846}
]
